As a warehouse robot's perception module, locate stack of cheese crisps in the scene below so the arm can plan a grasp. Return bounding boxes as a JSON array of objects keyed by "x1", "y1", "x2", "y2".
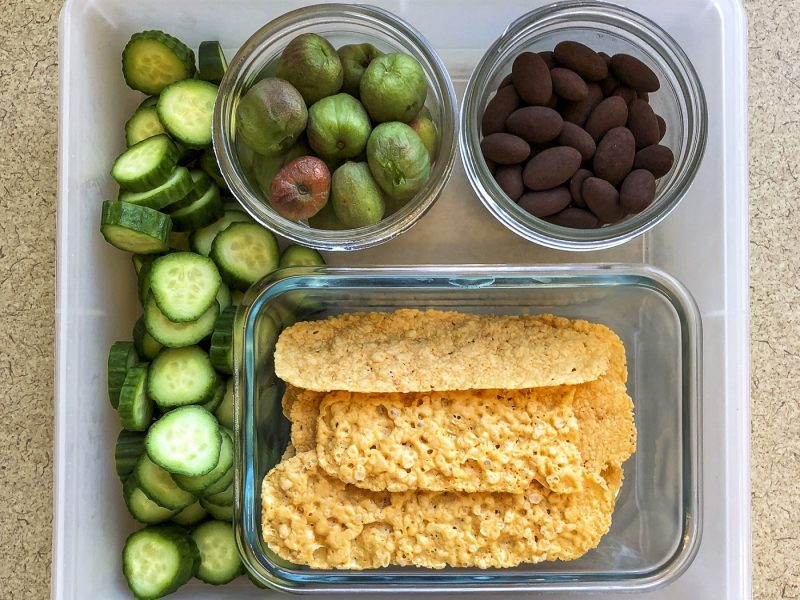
[{"x1": 262, "y1": 309, "x2": 636, "y2": 570}]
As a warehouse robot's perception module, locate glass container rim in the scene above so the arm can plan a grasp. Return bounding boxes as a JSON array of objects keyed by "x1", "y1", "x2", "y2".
[
  {"x1": 234, "y1": 263, "x2": 703, "y2": 593},
  {"x1": 213, "y1": 3, "x2": 458, "y2": 251},
  {"x1": 459, "y1": 1, "x2": 708, "y2": 251}
]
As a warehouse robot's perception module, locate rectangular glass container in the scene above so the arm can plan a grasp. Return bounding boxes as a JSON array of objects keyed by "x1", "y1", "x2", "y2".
[{"x1": 235, "y1": 264, "x2": 702, "y2": 593}]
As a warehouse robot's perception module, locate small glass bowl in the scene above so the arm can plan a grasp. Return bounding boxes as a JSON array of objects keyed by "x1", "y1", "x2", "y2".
[
  {"x1": 234, "y1": 264, "x2": 702, "y2": 593},
  {"x1": 460, "y1": 2, "x2": 708, "y2": 251},
  {"x1": 213, "y1": 4, "x2": 458, "y2": 251}
]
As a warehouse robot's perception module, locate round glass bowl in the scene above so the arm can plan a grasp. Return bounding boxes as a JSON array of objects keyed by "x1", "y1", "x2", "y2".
[
  {"x1": 460, "y1": 1, "x2": 707, "y2": 251},
  {"x1": 213, "y1": 4, "x2": 458, "y2": 251}
]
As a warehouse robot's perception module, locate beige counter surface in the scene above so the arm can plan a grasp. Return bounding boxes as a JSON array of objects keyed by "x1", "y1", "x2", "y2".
[{"x1": 0, "y1": 1, "x2": 795, "y2": 598}]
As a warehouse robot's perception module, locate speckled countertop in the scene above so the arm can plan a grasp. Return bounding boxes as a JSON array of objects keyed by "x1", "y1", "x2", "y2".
[{"x1": 0, "y1": 1, "x2": 794, "y2": 598}]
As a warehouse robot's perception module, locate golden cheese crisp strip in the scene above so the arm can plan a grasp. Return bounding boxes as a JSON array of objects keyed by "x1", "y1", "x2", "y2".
[
  {"x1": 315, "y1": 387, "x2": 586, "y2": 494},
  {"x1": 261, "y1": 451, "x2": 616, "y2": 570},
  {"x1": 262, "y1": 451, "x2": 393, "y2": 570},
  {"x1": 274, "y1": 310, "x2": 613, "y2": 393},
  {"x1": 287, "y1": 388, "x2": 324, "y2": 452}
]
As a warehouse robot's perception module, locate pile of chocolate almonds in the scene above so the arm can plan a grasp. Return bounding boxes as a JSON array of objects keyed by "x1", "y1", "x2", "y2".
[{"x1": 480, "y1": 41, "x2": 674, "y2": 229}]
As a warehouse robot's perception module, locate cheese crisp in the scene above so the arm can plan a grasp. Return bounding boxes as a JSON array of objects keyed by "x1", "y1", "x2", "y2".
[
  {"x1": 264, "y1": 310, "x2": 637, "y2": 571},
  {"x1": 315, "y1": 387, "x2": 586, "y2": 494},
  {"x1": 262, "y1": 451, "x2": 616, "y2": 570},
  {"x1": 274, "y1": 310, "x2": 614, "y2": 393}
]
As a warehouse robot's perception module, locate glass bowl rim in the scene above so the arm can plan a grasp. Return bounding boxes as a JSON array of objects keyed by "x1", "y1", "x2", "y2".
[{"x1": 212, "y1": 2, "x2": 458, "y2": 251}]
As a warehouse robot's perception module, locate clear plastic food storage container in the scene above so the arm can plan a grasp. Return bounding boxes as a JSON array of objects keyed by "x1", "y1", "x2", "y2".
[{"x1": 234, "y1": 264, "x2": 702, "y2": 593}]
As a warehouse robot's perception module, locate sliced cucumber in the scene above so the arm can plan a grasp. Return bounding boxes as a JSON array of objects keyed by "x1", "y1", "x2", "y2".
[
  {"x1": 134, "y1": 316, "x2": 164, "y2": 360},
  {"x1": 230, "y1": 290, "x2": 244, "y2": 306},
  {"x1": 191, "y1": 521, "x2": 242, "y2": 585},
  {"x1": 203, "y1": 479, "x2": 233, "y2": 506},
  {"x1": 101, "y1": 201, "x2": 172, "y2": 254},
  {"x1": 171, "y1": 500, "x2": 208, "y2": 527},
  {"x1": 136, "y1": 454, "x2": 197, "y2": 511},
  {"x1": 122, "y1": 30, "x2": 196, "y2": 95},
  {"x1": 169, "y1": 231, "x2": 191, "y2": 252},
  {"x1": 144, "y1": 294, "x2": 218, "y2": 348},
  {"x1": 148, "y1": 345, "x2": 219, "y2": 409},
  {"x1": 279, "y1": 244, "x2": 325, "y2": 268},
  {"x1": 198, "y1": 41, "x2": 228, "y2": 84},
  {"x1": 150, "y1": 252, "x2": 221, "y2": 322},
  {"x1": 171, "y1": 428, "x2": 233, "y2": 493},
  {"x1": 170, "y1": 183, "x2": 223, "y2": 232},
  {"x1": 189, "y1": 210, "x2": 252, "y2": 257},
  {"x1": 215, "y1": 378, "x2": 235, "y2": 430},
  {"x1": 209, "y1": 306, "x2": 236, "y2": 375},
  {"x1": 125, "y1": 106, "x2": 167, "y2": 147},
  {"x1": 222, "y1": 199, "x2": 244, "y2": 213},
  {"x1": 200, "y1": 378, "x2": 226, "y2": 413},
  {"x1": 215, "y1": 282, "x2": 232, "y2": 312},
  {"x1": 118, "y1": 363, "x2": 154, "y2": 432},
  {"x1": 111, "y1": 134, "x2": 179, "y2": 192},
  {"x1": 118, "y1": 166, "x2": 193, "y2": 211},
  {"x1": 136, "y1": 254, "x2": 159, "y2": 305},
  {"x1": 201, "y1": 461, "x2": 234, "y2": 496},
  {"x1": 139, "y1": 95, "x2": 159, "y2": 109},
  {"x1": 157, "y1": 79, "x2": 218, "y2": 148},
  {"x1": 145, "y1": 405, "x2": 222, "y2": 476},
  {"x1": 122, "y1": 525, "x2": 199, "y2": 600},
  {"x1": 115, "y1": 430, "x2": 147, "y2": 481},
  {"x1": 199, "y1": 148, "x2": 228, "y2": 191},
  {"x1": 108, "y1": 341, "x2": 139, "y2": 409},
  {"x1": 123, "y1": 476, "x2": 178, "y2": 524},
  {"x1": 198, "y1": 498, "x2": 233, "y2": 522},
  {"x1": 209, "y1": 222, "x2": 279, "y2": 291}
]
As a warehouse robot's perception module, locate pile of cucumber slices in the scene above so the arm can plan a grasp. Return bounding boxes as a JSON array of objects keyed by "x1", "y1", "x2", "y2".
[{"x1": 103, "y1": 30, "x2": 323, "y2": 599}]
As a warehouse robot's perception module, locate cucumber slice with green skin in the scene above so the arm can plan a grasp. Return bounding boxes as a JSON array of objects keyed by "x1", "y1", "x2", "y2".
[
  {"x1": 118, "y1": 166, "x2": 193, "y2": 211},
  {"x1": 191, "y1": 521, "x2": 243, "y2": 585},
  {"x1": 162, "y1": 170, "x2": 209, "y2": 214},
  {"x1": 203, "y1": 479, "x2": 233, "y2": 506},
  {"x1": 230, "y1": 290, "x2": 244, "y2": 306},
  {"x1": 157, "y1": 79, "x2": 218, "y2": 148},
  {"x1": 201, "y1": 461, "x2": 234, "y2": 496},
  {"x1": 222, "y1": 199, "x2": 244, "y2": 213},
  {"x1": 101, "y1": 200, "x2": 172, "y2": 254},
  {"x1": 170, "y1": 183, "x2": 223, "y2": 232},
  {"x1": 199, "y1": 377, "x2": 226, "y2": 413},
  {"x1": 209, "y1": 222, "x2": 279, "y2": 291},
  {"x1": 111, "y1": 134, "x2": 179, "y2": 192},
  {"x1": 123, "y1": 476, "x2": 179, "y2": 524},
  {"x1": 198, "y1": 498, "x2": 233, "y2": 522},
  {"x1": 171, "y1": 500, "x2": 208, "y2": 527},
  {"x1": 171, "y1": 428, "x2": 233, "y2": 493},
  {"x1": 215, "y1": 282, "x2": 231, "y2": 312},
  {"x1": 145, "y1": 405, "x2": 222, "y2": 477},
  {"x1": 122, "y1": 30, "x2": 196, "y2": 95},
  {"x1": 144, "y1": 295, "x2": 218, "y2": 348},
  {"x1": 136, "y1": 454, "x2": 197, "y2": 510},
  {"x1": 169, "y1": 230, "x2": 191, "y2": 252},
  {"x1": 118, "y1": 363, "x2": 154, "y2": 432},
  {"x1": 132, "y1": 253, "x2": 153, "y2": 276},
  {"x1": 115, "y1": 430, "x2": 147, "y2": 481},
  {"x1": 279, "y1": 244, "x2": 326, "y2": 268},
  {"x1": 108, "y1": 341, "x2": 139, "y2": 409},
  {"x1": 139, "y1": 95, "x2": 159, "y2": 109},
  {"x1": 133, "y1": 316, "x2": 164, "y2": 360},
  {"x1": 148, "y1": 345, "x2": 219, "y2": 409},
  {"x1": 122, "y1": 525, "x2": 199, "y2": 600},
  {"x1": 199, "y1": 148, "x2": 229, "y2": 191},
  {"x1": 190, "y1": 210, "x2": 253, "y2": 257},
  {"x1": 150, "y1": 252, "x2": 222, "y2": 322},
  {"x1": 198, "y1": 41, "x2": 228, "y2": 84},
  {"x1": 136, "y1": 254, "x2": 161, "y2": 304},
  {"x1": 215, "y1": 378, "x2": 235, "y2": 430},
  {"x1": 209, "y1": 306, "x2": 236, "y2": 375},
  {"x1": 125, "y1": 105, "x2": 167, "y2": 147}
]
